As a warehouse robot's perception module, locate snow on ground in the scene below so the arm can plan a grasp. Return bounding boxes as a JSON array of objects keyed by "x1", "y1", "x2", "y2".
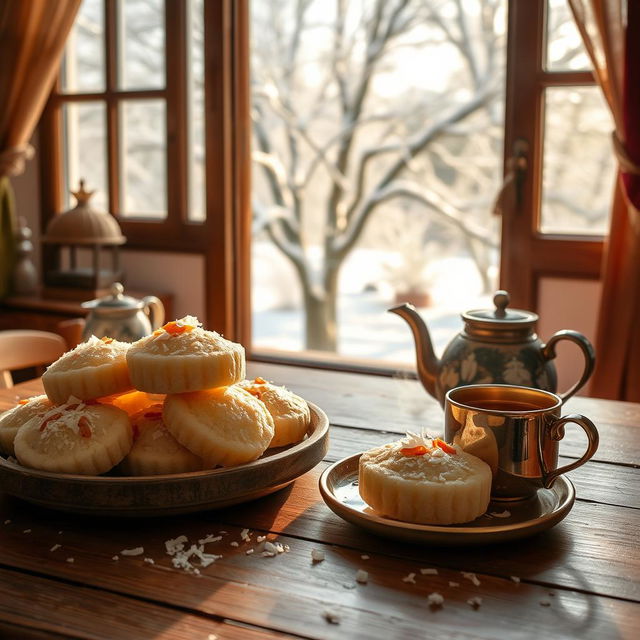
[{"x1": 251, "y1": 243, "x2": 496, "y2": 364}]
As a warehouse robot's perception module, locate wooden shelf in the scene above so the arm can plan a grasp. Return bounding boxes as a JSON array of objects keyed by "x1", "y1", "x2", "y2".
[{"x1": 0, "y1": 289, "x2": 173, "y2": 337}]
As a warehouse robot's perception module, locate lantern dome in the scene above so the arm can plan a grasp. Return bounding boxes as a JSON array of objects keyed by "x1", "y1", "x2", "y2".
[{"x1": 42, "y1": 180, "x2": 125, "y2": 245}]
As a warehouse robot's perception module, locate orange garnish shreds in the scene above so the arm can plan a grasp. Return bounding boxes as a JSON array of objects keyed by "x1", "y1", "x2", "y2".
[
  {"x1": 18, "y1": 399, "x2": 29, "y2": 405},
  {"x1": 433, "y1": 438, "x2": 457, "y2": 455},
  {"x1": 254, "y1": 376, "x2": 267, "y2": 384},
  {"x1": 162, "y1": 320, "x2": 195, "y2": 336},
  {"x1": 101, "y1": 337, "x2": 114, "y2": 344},
  {"x1": 78, "y1": 416, "x2": 92, "y2": 438},
  {"x1": 400, "y1": 445, "x2": 429, "y2": 457}
]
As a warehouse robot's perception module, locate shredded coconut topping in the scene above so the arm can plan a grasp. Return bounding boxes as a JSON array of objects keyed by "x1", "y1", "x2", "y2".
[{"x1": 400, "y1": 431, "x2": 435, "y2": 450}]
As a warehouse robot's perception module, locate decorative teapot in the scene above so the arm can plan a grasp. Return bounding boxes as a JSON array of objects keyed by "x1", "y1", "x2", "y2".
[
  {"x1": 390, "y1": 291, "x2": 595, "y2": 406},
  {"x1": 81, "y1": 283, "x2": 165, "y2": 343}
]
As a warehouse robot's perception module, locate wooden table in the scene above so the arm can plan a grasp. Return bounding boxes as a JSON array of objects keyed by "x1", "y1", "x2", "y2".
[{"x1": 1, "y1": 363, "x2": 638, "y2": 639}]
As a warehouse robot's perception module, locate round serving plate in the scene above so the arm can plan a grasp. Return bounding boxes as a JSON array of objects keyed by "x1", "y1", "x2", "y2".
[
  {"x1": 0, "y1": 402, "x2": 328, "y2": 517},
  {"x1": 319, "y1": 453, "x2": 575, "y2": 546}
]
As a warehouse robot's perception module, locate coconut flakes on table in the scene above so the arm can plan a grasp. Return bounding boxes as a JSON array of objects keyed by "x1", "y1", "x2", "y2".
[
  {"x1": 144, "y1": 557, "x2": 155, "y2": 565},
  {"x1": 448, "y1": 581, "x2": 460, "y2": 588},
  {"x1": 427, "y1": 592, "x2": 444, "y2": 607},
  {"x1": 240, "y1": 528, "x2": 251, "y2": 542},
  {"x1": 66, "y1": 557, "x2": 75, "y2": 563},
  {"x1": 164, "y1": 535, "x2": 222, "y2": 573},
  {"x1": 50, "y1": 544, "x2": 61, "y2": 552},
  {"x1": 356, "y1": 569, "x2": 369, "y2": 584},
  {"x1": 420, "y1": 568, "x2": 438, "y2": 575},
  {"x1": 311, "y1": 548, "x2": 325, "y2": 563},
  {"x1": 323, "y1": 609, "x2": 341, "y2": 625},
  {"x1": 121, "y1": 547, "x2": 144, "y2": 557},
  {"x1": 510, "y1": 576, "x2": 521, "y2": 584},
  {"x1": 198, "y1": 534, "x2": 222, "y2": 545},
  {"x1": 230, "y1": 541, "x2": 239, "y2": 547},
  {"x1": 467, "y1": 596, "x2": 483, "y2": 609},
  {"x1": 361, "y1": 554, "x2": 370, "y2": 560},
  {"x1": 462, "y1": 571, "x2": 481, "y2": 586},
  {"x1": 402, "y1": 572, "x2": 417, "y2": 584}
]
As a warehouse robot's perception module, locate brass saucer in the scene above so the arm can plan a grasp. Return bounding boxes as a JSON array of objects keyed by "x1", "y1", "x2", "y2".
[{"x1": 319, "y1": 453, "x2": 575, "y2": 546}]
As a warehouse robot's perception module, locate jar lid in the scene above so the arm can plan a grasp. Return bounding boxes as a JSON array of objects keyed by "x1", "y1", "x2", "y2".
[
  {"x1": 82, "y1": 282, "x2": 143, "y2": 311},
  {"x1": 462, "y1": 291, "x2": 538, "y2": 329}
]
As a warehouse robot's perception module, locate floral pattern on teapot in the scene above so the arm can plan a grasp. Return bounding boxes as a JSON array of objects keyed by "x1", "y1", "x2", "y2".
[{"x1": 437, "y1": 344, "x2": 552, "y2": 399}]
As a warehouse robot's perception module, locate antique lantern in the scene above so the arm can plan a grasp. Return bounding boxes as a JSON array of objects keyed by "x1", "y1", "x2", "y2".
[{"x1": 42, "y1": 180, "x2": 126, "y2": 299}]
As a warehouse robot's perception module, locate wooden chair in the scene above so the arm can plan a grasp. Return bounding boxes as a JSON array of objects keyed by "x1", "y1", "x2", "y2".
[
  {"x1": 56, "y1": 318, "x2": 85, "y2": 350},
  {"x1": 0, "y1": 330, "x2": 67, "y2": 389}
]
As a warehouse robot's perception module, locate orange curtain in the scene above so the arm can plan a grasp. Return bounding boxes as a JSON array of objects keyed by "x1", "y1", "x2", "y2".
[
  {"x1": 0, "y1": 0, "x2": 81, "y2": 298},
  {"x1": 569, "y1": 0, "x2": 640, "y2": 400}
]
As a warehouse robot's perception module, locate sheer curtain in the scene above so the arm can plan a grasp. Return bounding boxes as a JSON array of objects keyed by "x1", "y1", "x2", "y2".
[
  {"x1": 0, "y1": 0, "x2": 81, "y2": 298},
  {"x1": 569, "y1": 0, "x2": 640, "y2": 400}
]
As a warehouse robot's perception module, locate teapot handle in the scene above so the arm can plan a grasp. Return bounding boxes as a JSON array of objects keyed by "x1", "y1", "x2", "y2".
[
  {"x1": 142, "y1": 296, "x2": 165, "y2": 331},
  {"x1": 541, "y1": 330, "x2": 596, "y2": 402}
]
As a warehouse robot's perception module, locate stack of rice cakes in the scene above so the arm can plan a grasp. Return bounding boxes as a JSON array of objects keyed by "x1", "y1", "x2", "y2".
[{"x1": 0, "y1": 317, "x2": 311, "y2": 476}]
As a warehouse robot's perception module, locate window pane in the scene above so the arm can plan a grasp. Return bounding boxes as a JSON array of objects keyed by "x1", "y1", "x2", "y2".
[
  {"x1": 62, "y1": 102, "x2": 108, "y2": 211},
  {"x1": 118, "y1": 0, "x2": 165, "y2": 90},
  {"x1": 119, "y1": 99, "x2": 167, "y2": 217},
  {"x1": 250, "y1": 0, "x2": 505, "y2": 363},
  {"x1": 540, "y1": 87, "x2": 615, "y2": 235},
  {"x1": 62, "y1": 0, "x2": 105, "y2": 93},
  {"x1": 187, "y1": 0, "x2": 205, "y2": 221},
  {"x1": 545, "y1": 0, "x2": 590, "y2": 71}
]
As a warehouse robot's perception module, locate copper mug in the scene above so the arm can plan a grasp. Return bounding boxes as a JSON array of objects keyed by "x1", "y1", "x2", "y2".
[{"x1": 444, "y1": 384, "x2": 599, "y2": 500}]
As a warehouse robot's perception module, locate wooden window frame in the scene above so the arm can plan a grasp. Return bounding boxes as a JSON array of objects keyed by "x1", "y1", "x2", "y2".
[
  {"x1": 501, "y1": 0, "x2": 605, "y2": 312},
  {"x1": 39, "y1": 0, "x2": 249, "y2": 339},
  {"x1": 38, "y1": 0, "x2": 607, "y2": 371}
]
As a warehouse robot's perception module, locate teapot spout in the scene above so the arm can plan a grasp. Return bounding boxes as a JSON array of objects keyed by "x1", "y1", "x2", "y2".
[{"x1": 389, "y1": 303, "x2": 440, "y2": 399}]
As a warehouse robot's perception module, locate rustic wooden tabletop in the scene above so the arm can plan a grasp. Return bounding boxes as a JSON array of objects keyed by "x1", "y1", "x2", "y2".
[{"x1": 1, "y1": 362, "x2": 638, "y2": 640}]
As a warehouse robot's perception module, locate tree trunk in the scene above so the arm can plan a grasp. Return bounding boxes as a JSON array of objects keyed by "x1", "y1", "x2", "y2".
[{"x1": 303, "y1": 270, "x2": 339, "y2": 352}]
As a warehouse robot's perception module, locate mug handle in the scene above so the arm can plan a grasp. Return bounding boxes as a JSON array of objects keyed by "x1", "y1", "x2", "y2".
[
  {"x1": 541, "y1": 414, "x2": 599, "y2": 488},
  {"x1": 541, "y1": 330, "x2": 596, "y2": 402}
]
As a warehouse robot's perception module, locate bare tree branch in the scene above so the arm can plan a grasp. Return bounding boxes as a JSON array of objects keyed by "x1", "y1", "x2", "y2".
[{"x1": 333, "y1": 80, "x2": 498, "y2": 257}]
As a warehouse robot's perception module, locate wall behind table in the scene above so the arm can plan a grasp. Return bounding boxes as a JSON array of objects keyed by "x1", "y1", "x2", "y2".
[
  {"x1": 9, "y1": 134, "x2": 207, "y2": 324},
  {"x1": 537, "y1": 277, "x2": 601, "y2": 398}
]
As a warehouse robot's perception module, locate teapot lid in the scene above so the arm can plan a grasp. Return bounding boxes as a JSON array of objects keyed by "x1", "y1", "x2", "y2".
[
  {"x1": 81, "y1": 282, "x2": 144, "y2": 311},
  {"x1": 462, "y1": 290, "x2": 538, "y2": 329}
]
